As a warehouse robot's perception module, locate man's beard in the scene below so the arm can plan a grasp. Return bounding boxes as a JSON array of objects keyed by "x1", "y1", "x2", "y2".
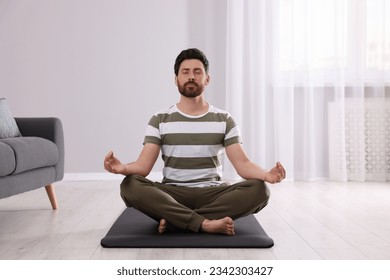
[{"x1": 178, "y1": 81, "x2": 204, "y2": 98}]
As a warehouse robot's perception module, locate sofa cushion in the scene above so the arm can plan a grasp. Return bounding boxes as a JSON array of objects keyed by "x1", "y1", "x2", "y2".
[
  {"x1": 0, "y1": 142, "x2": 16, "y2": 176},
  {"x1": 0, "y1": 137, "x2": 58, "y2": 175},
  {"x1": 0, "y1": 98, "x2": 21, "y2": 139}
]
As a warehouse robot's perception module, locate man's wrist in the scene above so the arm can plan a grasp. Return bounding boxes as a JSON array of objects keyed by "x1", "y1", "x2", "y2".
[{"x1": 121, "y1": 164, "x2": 128, "y2": 175}]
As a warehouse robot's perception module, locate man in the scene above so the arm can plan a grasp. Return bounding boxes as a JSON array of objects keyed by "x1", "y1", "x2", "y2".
[{"x1": 104, "y1": 48, "x2": 286, "y2": 236}]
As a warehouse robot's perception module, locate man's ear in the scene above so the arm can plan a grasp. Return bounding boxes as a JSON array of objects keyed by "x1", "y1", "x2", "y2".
[
  {"x1": 205, "y1": 74, "x2": 210, "y2": 85},
  {"x1": 174, "y1": 76, "x2": 178, "y2": 86}
]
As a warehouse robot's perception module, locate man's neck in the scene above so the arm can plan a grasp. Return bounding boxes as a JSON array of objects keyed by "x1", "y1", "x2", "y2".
[{"x1": 177, "y1": 95, "x2": 209, "y2": 116}]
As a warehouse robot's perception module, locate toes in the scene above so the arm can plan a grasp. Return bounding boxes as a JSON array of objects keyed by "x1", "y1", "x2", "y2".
[{"x1": 158, "y1": 219, "x2": 166, "y2": 234}]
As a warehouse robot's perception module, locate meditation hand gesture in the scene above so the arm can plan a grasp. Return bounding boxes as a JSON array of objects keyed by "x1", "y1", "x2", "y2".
[
  {"x1": 104, "y1": 151, "x2": 126, "y2": 174},
  {"x1": 264, "y1": 162, "x2": 286, "y2": 184}
]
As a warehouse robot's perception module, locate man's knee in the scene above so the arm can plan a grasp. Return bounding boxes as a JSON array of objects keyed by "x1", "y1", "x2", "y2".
[
  {"x1": 248, "y1": 179, "x2": 270, "y2": 208},
  {"x1": 120, "y1": 174, "x2": 140, "y2": 193},
  {"x1": 120, "y1": 174, "x2": 147, "y2": 207},
  {"x1": 251, "y1": 179, "x2": 270, "y2": 198}
]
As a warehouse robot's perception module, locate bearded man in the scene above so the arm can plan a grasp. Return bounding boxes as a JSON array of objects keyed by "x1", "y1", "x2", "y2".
[{"x1": 104, "y1": 48, "x2": 286, "y2": 235}]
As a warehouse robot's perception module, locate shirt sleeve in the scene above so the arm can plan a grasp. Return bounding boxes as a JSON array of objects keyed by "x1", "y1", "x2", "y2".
[
  {"x1": 143, "y1": 115, "x2": 162, "y2": 146},
  {"x1": 223, "y1": 114, "x2": 242, "y2": 147}
]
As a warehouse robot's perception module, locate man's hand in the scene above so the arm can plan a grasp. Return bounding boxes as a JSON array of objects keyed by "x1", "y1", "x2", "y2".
[
  {"x1": 226, "y1": 143, "x2": 287, "y2": 183},
  {"x1": 104, "y1": 151, "x2": 126, "y2": 174},
  {"x1": 264, "y1": 162, "x2": 286, "y2": 184}
]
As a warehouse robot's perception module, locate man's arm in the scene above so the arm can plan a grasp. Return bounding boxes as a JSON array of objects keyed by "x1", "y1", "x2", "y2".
[
  {"x1": 104, "y1": 143, "x2": 160, "y2": 177},
  {"x1": 225, "y1": 143, "x2": 286, "y2": 183}
]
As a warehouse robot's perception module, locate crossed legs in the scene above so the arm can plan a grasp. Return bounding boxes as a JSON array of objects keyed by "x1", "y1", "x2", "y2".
[{"x1": 120, "y1": 175, "x2": 270, "y2": 235}]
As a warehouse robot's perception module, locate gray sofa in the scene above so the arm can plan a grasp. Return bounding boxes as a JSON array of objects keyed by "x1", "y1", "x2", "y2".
[{"x1": 0, "y1": 118, "x2": 64, "y2": 209}]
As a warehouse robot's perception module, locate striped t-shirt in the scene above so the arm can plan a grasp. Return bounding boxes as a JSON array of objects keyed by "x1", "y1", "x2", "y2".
[{"x1": 144, "y1": 104, "x2": 241, "y2": 187}]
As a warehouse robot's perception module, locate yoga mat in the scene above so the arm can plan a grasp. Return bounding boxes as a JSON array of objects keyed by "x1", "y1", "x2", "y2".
[{"x1": 101, "y1": 208, "x2": 274, "y2": 248}]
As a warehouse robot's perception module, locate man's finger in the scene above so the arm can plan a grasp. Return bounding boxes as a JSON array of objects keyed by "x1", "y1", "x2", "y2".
[
  {"x1": 277, "y1": 162, "x2": 286, "y2": 179},
  {"x1": 104, "y1": 152, "x2": 112, "y2": 163}
]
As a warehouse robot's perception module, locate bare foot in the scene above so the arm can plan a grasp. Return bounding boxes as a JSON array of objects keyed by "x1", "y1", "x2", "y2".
[
  {"x1": 201, "y1": 217, "x2": 235, "y2": 235},
  {"x1": 158, "y1": 219, "x2": 167, "y2": 234}
]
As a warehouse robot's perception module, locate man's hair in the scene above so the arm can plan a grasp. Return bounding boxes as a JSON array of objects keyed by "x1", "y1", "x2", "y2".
[{"x1": 174, "y1": 48, "x2": 209, "y2": 76}]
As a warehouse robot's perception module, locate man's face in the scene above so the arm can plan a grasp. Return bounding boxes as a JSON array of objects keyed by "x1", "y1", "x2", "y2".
[{"x1": 175, "y1": 59, "x2": 210, "y2": 98}]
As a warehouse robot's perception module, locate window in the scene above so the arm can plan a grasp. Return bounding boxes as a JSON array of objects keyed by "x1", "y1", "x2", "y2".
[{"x1": 277, "y1": 0, "x2": 390, "y2": 84}]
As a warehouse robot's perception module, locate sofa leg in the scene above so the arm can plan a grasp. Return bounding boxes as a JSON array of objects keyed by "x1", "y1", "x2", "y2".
[{"x1": 45, "y1": 184, "x2": 58, "y2": 210}]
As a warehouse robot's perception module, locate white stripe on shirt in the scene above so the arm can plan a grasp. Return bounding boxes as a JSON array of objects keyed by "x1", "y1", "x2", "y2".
[
  {"x1": 159, "y1": 121, "x2": 226, "y2": 135},
  {"x1": 162, "y1": 144, "x2": 223, "y2": 158},
  {"x1": 163, "y1": 166, "x2": 223, "y2": 183}
]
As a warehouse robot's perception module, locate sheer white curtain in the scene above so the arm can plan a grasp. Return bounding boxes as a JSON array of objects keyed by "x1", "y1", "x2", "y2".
[{"x1": 225, "y1": 0, "x2": 389, "y2": 181}]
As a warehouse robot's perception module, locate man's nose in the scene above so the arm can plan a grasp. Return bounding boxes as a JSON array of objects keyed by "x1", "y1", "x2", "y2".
[{"x1": 188, "y1": 76, "x2": 195, "y2": 81}]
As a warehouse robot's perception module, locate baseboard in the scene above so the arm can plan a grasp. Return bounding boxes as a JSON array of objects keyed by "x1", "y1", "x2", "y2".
[{"x1": 63, "y1": 172, "x2": 163, "y2": 182}]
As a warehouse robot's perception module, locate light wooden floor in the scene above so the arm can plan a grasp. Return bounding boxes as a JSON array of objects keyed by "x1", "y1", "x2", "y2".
[{"x1": 0, "y1": 180, "x2": 389, "y2": 260}]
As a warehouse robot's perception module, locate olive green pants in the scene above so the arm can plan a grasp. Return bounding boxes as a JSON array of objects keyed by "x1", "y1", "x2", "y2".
[{"x1": 120, "y1": 174, "x2": 270, "y2": 232}]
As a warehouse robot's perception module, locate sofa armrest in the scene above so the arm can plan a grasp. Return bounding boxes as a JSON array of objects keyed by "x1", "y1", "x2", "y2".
[{"x1": 15, "y1": 117, "x2": 65, "y2": 181}]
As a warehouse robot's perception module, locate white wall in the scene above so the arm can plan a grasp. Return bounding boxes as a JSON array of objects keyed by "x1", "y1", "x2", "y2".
[{"x1": 0, "y1": 0, "x2": 227, "y2": 173}]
